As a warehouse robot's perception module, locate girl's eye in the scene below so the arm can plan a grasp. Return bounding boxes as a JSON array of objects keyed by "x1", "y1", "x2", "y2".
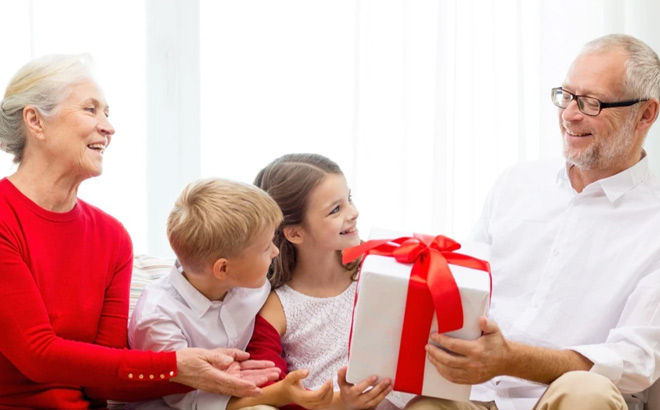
[
  {"x1": 348, "y1": 194, "x2": 353, "y2": 202},
  {"x1": 330, "y1": 206, "x2": 340, "y2": 215}
]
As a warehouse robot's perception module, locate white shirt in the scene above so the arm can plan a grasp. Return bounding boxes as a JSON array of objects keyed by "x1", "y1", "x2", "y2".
[
  {"x1": 468, "y1": 157, "x2": 660, "y2": 410},
  {"x1": 128, "y1": 265, "x2": 270, "y2": 410}
]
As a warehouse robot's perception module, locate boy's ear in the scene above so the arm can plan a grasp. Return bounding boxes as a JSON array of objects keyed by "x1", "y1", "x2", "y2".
[
  {"x1": 212, "y1": 258, "x2": 229, "y2": 280},
  {"x1": 283, "y1": 225, "x2": 304, "y2": 245},
  {"x1": 23, "y1": 105, "x2": 46, "y2": 141}
]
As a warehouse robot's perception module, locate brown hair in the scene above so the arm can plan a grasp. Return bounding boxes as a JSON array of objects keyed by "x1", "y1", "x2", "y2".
[
  {"x1": 254, "y1": 153, "x2": 360, "y2": 288},
  {"x1": 167, "y1": 177, "x2": 282, "y2": 274}
]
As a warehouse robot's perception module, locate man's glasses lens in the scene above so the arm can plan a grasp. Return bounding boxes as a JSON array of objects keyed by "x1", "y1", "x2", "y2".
[{"x1": 551, "y1": 88, "x2": 600, "y2": 116}]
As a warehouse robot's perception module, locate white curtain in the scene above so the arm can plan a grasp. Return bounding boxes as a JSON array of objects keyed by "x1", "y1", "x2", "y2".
[
  {"x1": 0, "y1": 0, "x2": 150, "y2": 251},
  {"x1": 198, "y1": 0, "x2": 660, "y2": 248},
  {"x1": 2, "y1": 0, "x2": 660, "y2": 255}
]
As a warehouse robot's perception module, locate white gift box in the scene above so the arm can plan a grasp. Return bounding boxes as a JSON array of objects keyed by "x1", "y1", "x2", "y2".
[{"x1": 345, "y1": 232, "x2": 491, "y2": 401}]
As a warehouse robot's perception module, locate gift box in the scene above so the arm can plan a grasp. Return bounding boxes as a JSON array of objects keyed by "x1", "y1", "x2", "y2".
[{"x1": 344, "y1": 230, "x2": 491, "y2": 401}]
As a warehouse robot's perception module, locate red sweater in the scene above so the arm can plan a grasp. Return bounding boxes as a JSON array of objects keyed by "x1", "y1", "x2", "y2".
[
  {"x1": 0, "y1": 178, "x2": 188, "y2": 409},
  {"x1": 247, "y1": 314, "x2": 304, "y2": 410}
]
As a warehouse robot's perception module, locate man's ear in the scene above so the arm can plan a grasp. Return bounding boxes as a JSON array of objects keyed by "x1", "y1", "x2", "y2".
[
  {"x1": 23, "y1": 105, "x2": 46, "y2": 141},
  {"x1": 283, "y1": 225, "x2": 304, "y2": 245},
  {"x1": 637, "y1": 99, "x2": 660, "y2": 133},
  {"x1": 212, "y1": 258, "x2": 229, "y2": 280}
]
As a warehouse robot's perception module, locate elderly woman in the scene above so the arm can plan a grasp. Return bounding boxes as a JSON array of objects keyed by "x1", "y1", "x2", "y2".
[{"x1": 0, "y1": 54, "x2": 278, "y2": 409}]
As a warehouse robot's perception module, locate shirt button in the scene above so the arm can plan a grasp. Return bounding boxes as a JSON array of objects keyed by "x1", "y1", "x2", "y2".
[
  {"x1": 169, "y1": 371, "x2": 175, "y2": 377},
  {"x1": 138, "y1": 374, "x2": 144, "y2": 379},
  {"x1": 150, "y1": 374, "x2": 154, "y2": 380},
  {"x1": 128, "y1": 373, "x2": 134, "y2": 379},
  {"x1": 160, "y1": 374, "x2": 166, "y2": 379}
]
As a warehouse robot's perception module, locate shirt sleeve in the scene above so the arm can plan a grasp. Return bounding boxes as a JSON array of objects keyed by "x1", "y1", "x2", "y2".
[
  {"x1": 92, "y1": 230, "x2": 134, "y2": 349},
  {"x1": 246, "y1": 314, "x2": 289, "y2": 381},
  {"x1": 164, "y1": 389, "x2": 231, "y2": 410},
  {"x1": 570, "y1": 266, "x2": 660, "y2": 394},
  {"x1": 246, "y1": 314, "x2": 306, "y2": 410},
  {"x1": 129, "y1": 302, "x2": 230, "y2": 410},
  {"x1": 468, "y1": 180, "x2": 496, "y2": 244}
]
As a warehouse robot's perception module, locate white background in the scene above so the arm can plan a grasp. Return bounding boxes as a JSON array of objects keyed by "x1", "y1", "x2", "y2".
[{"x1": 2, "y1": 0, "x2": 659, "y2": 256}]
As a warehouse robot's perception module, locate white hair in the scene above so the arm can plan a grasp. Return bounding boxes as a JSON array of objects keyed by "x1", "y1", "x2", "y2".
[
  {"x1": 0, "y1": 54, "x2": 96, "y2": 163},
  {"x1": 582, "y1": 34, "x2": 660, "y2": 101}
]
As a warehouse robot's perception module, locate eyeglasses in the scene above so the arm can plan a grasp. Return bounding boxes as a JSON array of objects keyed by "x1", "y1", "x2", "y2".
[{"x1": 551, "y1": 87, "x2": 647, "y2": 116}]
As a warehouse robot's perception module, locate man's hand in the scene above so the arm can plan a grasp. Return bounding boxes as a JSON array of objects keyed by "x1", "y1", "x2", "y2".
[
  {"x1": 171, "y1": 347, "x2": 280, "y2": 397},
  {"x1": 427, "y1": 316, "x2": 595, "y2": 385},
  {"x1": 336, "y1": 366, "x2": 392, "y2": 410},
  {"x1": 426, "y1": 316, "x2": 510, "y2": 384}
]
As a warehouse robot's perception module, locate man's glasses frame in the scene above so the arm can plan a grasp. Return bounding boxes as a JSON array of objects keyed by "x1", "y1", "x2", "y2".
[{"x1": 551, "y1": 87, "x2": 647, "y2": 116}]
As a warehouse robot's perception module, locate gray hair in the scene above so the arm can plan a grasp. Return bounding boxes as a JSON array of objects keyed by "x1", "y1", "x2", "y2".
[
  {"x1": 0, "y1": 54, "x2": 96, "y2": 163},
  {"x1": 582, "y1": 34, "x2": 660, "y2": 101}
]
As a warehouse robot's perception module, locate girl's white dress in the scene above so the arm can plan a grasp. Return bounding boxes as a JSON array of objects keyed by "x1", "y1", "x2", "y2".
[{"x1": 275, "y1": 282, "x2": 411, "y2": 409}]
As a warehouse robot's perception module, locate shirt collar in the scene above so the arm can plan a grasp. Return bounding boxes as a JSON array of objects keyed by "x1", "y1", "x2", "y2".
[
  {"x1": 556, "y1": 153, "x2": 651, "y2": 202},
  {"x1": 169, "y1": 261, "x2": 228, "y2": 317}
]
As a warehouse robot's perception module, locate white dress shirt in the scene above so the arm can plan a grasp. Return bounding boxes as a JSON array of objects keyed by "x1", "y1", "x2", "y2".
[
  {"x1": 468, "y1": 157, "x2": 660, "y2": 410},
  {"x1": 128, "y1": 265, "x2": 270, "y2": 410}
]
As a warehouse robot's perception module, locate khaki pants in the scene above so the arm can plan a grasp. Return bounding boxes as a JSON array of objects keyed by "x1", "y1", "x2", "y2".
[{"x1": 405, "y1": 371, "x2": 627, "y2": 410}]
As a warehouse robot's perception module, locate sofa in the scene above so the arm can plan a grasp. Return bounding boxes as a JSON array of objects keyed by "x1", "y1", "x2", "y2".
[{"x1": 126, "y1": 255, "x2": 660, "y2": 410}]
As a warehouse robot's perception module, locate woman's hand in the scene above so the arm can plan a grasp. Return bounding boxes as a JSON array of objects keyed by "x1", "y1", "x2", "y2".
[
  {"x1": 171, "y1": 347, "x2": 280, "y2": 397},
  {"x1": 337, "y1": 366, "x2": 392, "y2": 410},
  {"x1": 282, "y1": 369, "x2": 334, "y2": 408}
]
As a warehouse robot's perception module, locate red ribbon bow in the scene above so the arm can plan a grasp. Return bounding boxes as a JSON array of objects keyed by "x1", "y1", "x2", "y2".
[{"x1": 343, "y1": 233, "x2": 491, "y2": 393}]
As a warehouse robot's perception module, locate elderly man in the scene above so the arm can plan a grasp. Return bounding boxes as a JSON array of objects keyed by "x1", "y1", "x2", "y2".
[{"x1": 410, "y1": 34, "x2": 660, "y2": 410}]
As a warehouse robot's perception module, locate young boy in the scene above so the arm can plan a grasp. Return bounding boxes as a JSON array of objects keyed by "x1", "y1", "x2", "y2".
[{"x1": 128, "y1": 178, "x2": 283, "y2": 410}]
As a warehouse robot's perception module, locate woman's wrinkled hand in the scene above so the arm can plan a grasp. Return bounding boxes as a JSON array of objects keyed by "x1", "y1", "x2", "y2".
[{"x1": 172, "y1": 347, "x2": 280, "y2": 397}]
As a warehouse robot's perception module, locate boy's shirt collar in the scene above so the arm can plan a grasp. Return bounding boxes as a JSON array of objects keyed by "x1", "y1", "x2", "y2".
[{"x1": 169, "y1": 262, "x2": 228, "y2": 317}]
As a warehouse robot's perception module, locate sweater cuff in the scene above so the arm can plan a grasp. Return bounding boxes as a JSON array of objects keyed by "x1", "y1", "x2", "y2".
[{"x1": 117, "y1": 349, "x2": 178, "y2": 382}]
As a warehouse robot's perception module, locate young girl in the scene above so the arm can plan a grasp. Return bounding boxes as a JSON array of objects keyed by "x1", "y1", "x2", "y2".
[{"x1": 228, "y1": 153, "x2": 405, "y2": 410}]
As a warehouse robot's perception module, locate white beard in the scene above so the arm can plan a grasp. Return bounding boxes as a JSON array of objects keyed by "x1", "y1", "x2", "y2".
[{"x1": 563, "y1": 109, "x2": 637, "y2": 170}]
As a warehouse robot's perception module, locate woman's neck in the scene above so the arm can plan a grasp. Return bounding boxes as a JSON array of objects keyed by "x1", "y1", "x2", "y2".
[
  {"x1": 288, "y1": 247, "x2": 353, "y2": 297},
  {"x1": 9, "y1": 161, "x2": 81, "y2": 212}
]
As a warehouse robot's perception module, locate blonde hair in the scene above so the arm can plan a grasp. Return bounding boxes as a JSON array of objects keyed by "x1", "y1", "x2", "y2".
[
  {"x1": 0, "y1": 54, "x2": 96, "y2": 163},
  {"x1": 167, "y1": 178, "x2": 283, "y2": 273}
]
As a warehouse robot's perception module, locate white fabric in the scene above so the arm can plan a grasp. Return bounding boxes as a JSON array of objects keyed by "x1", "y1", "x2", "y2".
[
  {"x1": 128, "y1": 265, "x2": 270, "y2": 410},
  {"x1": 275, "y1": 282, "x2": 410, "y2": 409},
  {"x1": 468, "y1": 157, "x2": 660, "y2": 410},
  {"x1": 276, "y1": 282, "x2": 357, "y2": 390}
]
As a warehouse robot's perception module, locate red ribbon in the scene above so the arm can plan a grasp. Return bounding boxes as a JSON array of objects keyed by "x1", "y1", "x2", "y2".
[{"x1": 343, "y1": 234, "x2": 491, "y2": 393}]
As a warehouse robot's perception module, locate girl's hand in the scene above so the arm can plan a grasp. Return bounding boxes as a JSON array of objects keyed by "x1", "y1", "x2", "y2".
[
  {"x1": 283, "y1": 369, "x2": 334, "y2": 408},
  {"x1": 337, "y1": 366, "x2": 392, "y2": 410}
]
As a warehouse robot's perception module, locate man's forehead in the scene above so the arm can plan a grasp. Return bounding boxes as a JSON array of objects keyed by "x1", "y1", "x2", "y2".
[{"x1": 563, "y1": 49, "x2": 627, "y2": 98}]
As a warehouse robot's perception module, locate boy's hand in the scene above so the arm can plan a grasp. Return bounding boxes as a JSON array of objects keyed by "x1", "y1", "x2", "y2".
[
  {"x1": 337, "y1": 366, "x2": 392, "y2": 410},
  {"x1": 282, "y1": 369, "x2": 334, "y2": 408}
]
